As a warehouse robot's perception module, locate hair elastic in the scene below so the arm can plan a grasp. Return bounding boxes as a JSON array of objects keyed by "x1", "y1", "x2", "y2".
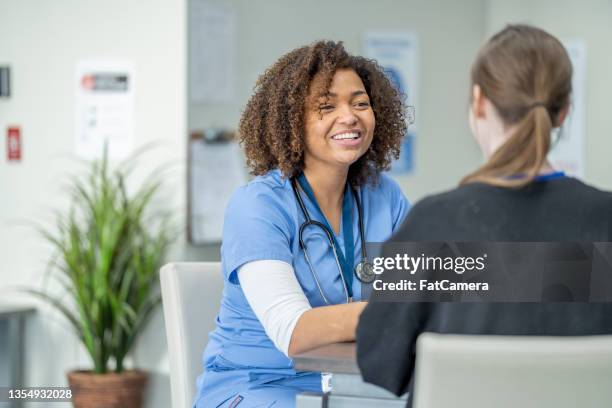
[{"x1": 529, "y1": 101, "x2": 548, "y2": 110}]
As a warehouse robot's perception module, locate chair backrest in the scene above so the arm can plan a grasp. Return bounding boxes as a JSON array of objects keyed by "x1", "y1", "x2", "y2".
[
  {"x1": 413, "y1": 332, "x2": 612, "y2": 408},
  {"x1": 160, "y1": 262, "x2": 224, "y2": 408}
]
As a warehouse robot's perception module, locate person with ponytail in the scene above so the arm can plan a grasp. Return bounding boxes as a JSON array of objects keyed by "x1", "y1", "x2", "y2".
[
  {"x1": 356, "y1": 25, "x2": 612, "y2": 406},
  {"x1": 462, "y1": 23, "x2": 571, "y2": 188}
]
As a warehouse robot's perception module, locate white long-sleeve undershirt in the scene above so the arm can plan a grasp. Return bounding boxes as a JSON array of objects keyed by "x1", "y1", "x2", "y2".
[{"x1": 237, "y1": 260, "x2": 312, "y2": 356}]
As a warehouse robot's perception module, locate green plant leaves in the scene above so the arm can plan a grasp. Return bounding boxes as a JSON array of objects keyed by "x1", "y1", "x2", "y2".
[{"x1": 33, "y1": 148, "x2": 176, "y2": 374}]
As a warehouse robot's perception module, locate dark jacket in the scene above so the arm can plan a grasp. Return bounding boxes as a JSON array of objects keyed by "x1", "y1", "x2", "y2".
[{"x1": 356, "y1": 177, "x2": 612, "y2": 406}]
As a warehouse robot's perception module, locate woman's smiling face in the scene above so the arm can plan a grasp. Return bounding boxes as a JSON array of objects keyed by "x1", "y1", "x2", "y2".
[{"x1": 303, "y1": 68, "x2": 375, "y2": 172}]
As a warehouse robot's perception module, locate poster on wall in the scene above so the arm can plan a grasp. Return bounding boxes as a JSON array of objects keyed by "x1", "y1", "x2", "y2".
[
  {"x1": 363, "y1": 31, "x2": 419, "y2": 175},
  {"x1": 189, "y1": 1, "x2": 236, "y2": 103},
  {"x1": 548, "y1": 40, "x2": 587, "y2": 178},
  {"x1": 75, "y1": 60, "x2": 134, "y2": 160}
]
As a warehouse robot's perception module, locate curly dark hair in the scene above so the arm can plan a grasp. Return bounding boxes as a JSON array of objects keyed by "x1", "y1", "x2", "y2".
[{"x1": 239, "y1": 40, "x2": 407, "y2": 186}]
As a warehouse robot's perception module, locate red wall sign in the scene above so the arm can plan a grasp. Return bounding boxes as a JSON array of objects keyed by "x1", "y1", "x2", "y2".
[{"x1": 7, "y1": 126, "x2": 21, "y2": 161}]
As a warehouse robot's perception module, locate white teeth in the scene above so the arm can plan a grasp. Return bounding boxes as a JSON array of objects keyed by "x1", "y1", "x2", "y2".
[{"x1": 332, "y1": 132, "x2": 359, "y2": 140}]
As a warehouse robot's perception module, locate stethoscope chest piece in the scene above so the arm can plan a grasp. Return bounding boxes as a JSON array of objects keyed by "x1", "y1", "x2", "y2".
[{"x1": 355, "y1": 260, "x2": 375, "y2": 283}]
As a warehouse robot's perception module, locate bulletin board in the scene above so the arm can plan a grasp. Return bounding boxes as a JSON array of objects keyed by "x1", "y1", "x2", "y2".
[{"x1": 187, "y1": 130, "x2": 247, "y2": 244}]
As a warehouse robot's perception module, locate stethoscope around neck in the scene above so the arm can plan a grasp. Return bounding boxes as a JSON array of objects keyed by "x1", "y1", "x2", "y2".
[{"x1": 290, "y1": 177, "x2": 375, "y2": 305}]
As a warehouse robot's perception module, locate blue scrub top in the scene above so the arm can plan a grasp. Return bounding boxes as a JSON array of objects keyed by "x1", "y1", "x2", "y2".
[{"x1": 195, "y1": 169, "x2": 410, "y2": 407}]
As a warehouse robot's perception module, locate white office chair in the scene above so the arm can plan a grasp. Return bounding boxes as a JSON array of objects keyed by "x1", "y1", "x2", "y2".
[
  {"x1": 160, "y1": 262, "x2": 224, "y2": 408},
  {"x1": 413, "y1": 332, "x2": 612, "y2": 408}
]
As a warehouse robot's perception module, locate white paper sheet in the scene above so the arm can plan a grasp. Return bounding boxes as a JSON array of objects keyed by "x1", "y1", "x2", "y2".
[
  {"x1": 548, "y1": 40, "x2": 587, "y2": 178},
  {"x1": 189, "y1": 1, "x2": 235, "y2": 103},
  {"x1": 189, "y1": 139, "x2": 247, "y2": 243},
  {"x1": 74, "y1": 60, "x2": 134, "y2": 160}
]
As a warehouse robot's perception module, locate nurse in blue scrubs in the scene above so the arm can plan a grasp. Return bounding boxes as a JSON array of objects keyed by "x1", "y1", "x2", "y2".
[{"x1": 194, "y1": 40, "x2": 411, "y2": 408}]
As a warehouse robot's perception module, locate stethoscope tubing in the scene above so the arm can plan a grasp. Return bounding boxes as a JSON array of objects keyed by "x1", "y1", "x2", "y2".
[{"x1": 291, "y1": 177, "x2": 368, "y2": 304}]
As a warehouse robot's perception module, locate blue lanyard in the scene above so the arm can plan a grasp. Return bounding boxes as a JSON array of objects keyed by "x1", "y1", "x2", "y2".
[
  {"x1": 534, "y1": 171, "x2": 565, "y2": 181},
  {"x1": 507, "y1": 171, "x2": 566, "y2": 182},
  {"x1": 297, "y1": 173, "x2": 355, "y2": 298}
]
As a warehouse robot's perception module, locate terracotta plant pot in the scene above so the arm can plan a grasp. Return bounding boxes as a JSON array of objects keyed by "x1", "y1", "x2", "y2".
[{"x1": 67, "y1": 369, "x2": 148, "y2": 408}]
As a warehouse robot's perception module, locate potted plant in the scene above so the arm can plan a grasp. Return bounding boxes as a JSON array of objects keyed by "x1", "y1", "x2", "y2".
[{"x1": 29, "y1": 149, "x2": 175, "y2": 408}]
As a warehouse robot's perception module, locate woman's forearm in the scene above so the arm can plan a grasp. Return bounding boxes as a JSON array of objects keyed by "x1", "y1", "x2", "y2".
[{"x1": 288, "y1": 301, "x2": 367, "y2": 356}]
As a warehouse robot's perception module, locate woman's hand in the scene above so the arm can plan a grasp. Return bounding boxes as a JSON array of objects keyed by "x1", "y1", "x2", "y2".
[{"x1": 287, "y1": 301, "x2": 368, "y2": 356}]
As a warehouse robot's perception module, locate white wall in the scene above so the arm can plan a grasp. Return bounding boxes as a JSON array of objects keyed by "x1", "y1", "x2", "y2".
[
  {"x1": 0, "y1": 0, "x2": 187, "y2": 407},
  {"x1": 486, "y1": 0, "x2": 612, "y2": 189}
]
